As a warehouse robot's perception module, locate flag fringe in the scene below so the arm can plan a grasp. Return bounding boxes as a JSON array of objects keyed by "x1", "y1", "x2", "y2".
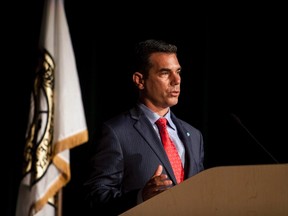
[
  {"x1": 33, "y1": 129, "x2": 88, "y2": 214},
  {"x1": 54, "y1": 129, "x2": 88, "y2": 154}
]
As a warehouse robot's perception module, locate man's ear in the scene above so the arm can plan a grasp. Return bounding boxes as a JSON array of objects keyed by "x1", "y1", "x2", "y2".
[{"x1": 132, "y1": 72, "x2": 144, "y2": 89}]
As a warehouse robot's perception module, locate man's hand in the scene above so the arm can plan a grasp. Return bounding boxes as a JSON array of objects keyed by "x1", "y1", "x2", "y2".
[{"x1": 142, "y1": 165, "x2": 173, "y2": 201}]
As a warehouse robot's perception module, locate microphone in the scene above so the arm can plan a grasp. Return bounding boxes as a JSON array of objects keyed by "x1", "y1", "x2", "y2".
[{"x1": 230, "y1": 113, "x2": 279, "y2": 164}]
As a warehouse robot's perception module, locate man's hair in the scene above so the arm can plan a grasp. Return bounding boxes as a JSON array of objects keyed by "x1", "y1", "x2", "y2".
[{"x1": 133, "y1": 39, "x2": 178, "y2": 76}]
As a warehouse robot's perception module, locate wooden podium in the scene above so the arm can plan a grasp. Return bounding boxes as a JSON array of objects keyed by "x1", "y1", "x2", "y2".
[{"x1": 120, "y1": 164, "x2": 288, "y2": 216}]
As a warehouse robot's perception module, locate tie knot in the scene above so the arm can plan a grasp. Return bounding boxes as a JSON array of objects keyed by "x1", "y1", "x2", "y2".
[{"x1": 156, "y1": 117, "x2": 167, "y2": 129}]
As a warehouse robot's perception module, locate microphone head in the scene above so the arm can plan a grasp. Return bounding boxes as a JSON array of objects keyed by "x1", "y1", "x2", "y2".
[{"x1": 230, "y1": 113, "x2": 242, "y2": 124}]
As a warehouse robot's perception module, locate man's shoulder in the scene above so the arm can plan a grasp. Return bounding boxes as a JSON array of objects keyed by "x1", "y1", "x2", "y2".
[{"x1": 172, "y1": 115, "x2": 201, "y2": 134}]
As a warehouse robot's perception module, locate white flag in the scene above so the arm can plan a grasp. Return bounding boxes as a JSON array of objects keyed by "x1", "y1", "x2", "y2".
[{"x1": 16, "y1": 0, "x2": 88, "y2": 215}]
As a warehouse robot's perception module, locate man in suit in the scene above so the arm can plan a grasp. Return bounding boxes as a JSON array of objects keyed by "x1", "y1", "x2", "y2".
[{"x1": 84, "y1": 39, "x2": 204, "y2": 215}]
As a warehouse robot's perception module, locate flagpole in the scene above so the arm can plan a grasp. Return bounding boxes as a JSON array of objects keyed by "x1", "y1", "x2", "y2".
[{"x1": 57, "y1": 189, "x2": 62, "y2": 216}]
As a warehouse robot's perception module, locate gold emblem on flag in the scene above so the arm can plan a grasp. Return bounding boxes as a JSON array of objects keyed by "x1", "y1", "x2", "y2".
[{"x1": 23, "y1": 49, "x2": 55, "y2": 185}]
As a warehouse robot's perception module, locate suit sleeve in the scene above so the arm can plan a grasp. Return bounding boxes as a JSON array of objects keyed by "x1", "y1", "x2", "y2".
[{"x1": 83, "y1": 123, "x2": 138, "y2": 215}]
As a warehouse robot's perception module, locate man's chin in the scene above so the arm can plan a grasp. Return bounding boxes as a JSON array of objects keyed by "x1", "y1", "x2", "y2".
[{"x1": 168, "y1": 99, "x2": 178, "y2": 107}]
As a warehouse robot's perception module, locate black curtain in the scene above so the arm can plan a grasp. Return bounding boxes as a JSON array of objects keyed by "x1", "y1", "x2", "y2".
[{"x1": 4, "y1": 1, "x2": 287, "y2": 216}]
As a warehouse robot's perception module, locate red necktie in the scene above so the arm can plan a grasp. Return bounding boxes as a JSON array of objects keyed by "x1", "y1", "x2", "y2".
[{"x1": 155, "y1": 117, "x2": 184, "y2": 184}]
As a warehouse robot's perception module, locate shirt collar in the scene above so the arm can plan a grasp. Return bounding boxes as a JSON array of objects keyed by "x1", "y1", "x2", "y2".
[{"x1": 137, "y1": 102, "x2": 176, "y2": 130}]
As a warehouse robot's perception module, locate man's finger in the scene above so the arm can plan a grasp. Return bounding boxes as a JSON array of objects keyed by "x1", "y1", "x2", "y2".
[{"x1": 153, "y1": 165, "x2": 163, "y2": 177}]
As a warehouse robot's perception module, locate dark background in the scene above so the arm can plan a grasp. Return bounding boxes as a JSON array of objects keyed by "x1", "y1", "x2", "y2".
[{"x1": 4, "y1": 1, "x2": 287, "y2": 216}]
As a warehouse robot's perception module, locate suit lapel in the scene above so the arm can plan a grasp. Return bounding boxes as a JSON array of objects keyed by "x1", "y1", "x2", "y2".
[{"x1": 131, "y1": 108, "x2": 177, "y2": 183}]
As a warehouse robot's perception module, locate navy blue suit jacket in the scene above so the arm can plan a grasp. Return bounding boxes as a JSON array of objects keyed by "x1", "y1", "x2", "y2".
[{"x1": 84, "y1": 106, "x2": 204, "y2": 215}]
